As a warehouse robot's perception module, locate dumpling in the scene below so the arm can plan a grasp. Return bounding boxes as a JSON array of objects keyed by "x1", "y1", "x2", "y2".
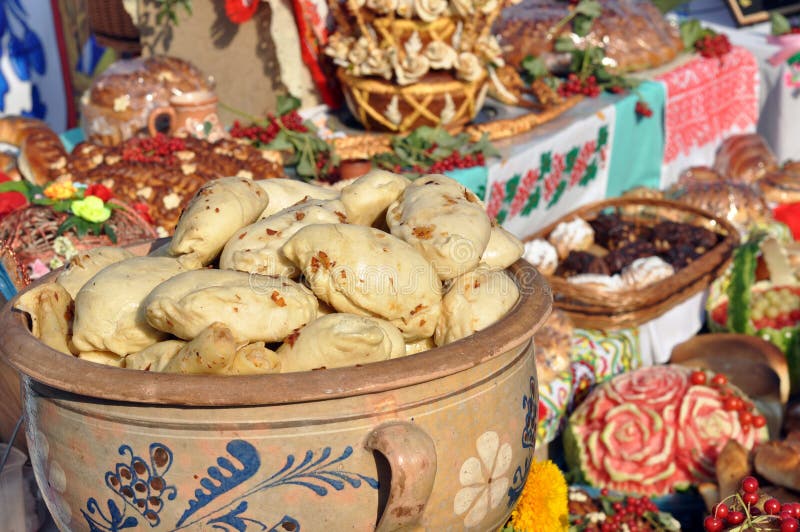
[
  {"x1": 71, "y1": 257, "x2": 188, "y2": 355},
  {"x1": 125, "y1": 323, "x2": 239, "y2": 374},
  {"x1": 256, "y1": 178, "x2": 339, "y2": 219},
  {"x1": 14, "y1": 283, "x2": 74, "y2": 355},
  {"x1": 144, "y1": 269, "x2": 318, "y2": 343},
  {"x1": 281, "y1": 223, "x2": 442, "y2": 340},
  {"x1": 78, "y1": 351, "x2": 124, "y2": 367},
  {"x1": 405, "y1": 337, "x2": 435, "y2": 355},
  {"x1": 340, "y1": 169, "x2": 411, "y2": 226},
  {"x1": 387, "y1": 175, "x2": 492, "y2": 280},
  {"x1": 227, "y1": 342, "x2": 281, "y2": 375},
  {"x1": 56, "y1": 246, "x2": 134, "y2": 298},
  {"x1": 275, "y1": 313, "x2": 405, "y2": 372},
  {"x1": 481, "y1": 223, "x2": 524, "y2": 270},
  {"x1": 434, "y1": 266, "x2": 520, "y2": 346},
  {"x1": 125, "y1": 340, "x2": 184, "y2": 372},
  {"x1": 169, "y1": 176, "x2": 269, "y2": 265},
  {"x1": 219, "y1": 199, "x2": 346, "y2": 277}
]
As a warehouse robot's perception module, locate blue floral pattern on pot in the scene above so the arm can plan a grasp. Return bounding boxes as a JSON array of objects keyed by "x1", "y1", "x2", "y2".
[
  {"x1": 81, "y1": 440, "x2": 378, "y2": 531},
  {"x1": 506, "y1": 375, "x2": 537, "y2": 509}
]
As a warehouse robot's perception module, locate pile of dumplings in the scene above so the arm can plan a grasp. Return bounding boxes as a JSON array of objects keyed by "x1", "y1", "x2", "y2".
[{"x1": 15, "y1": 172, "x2": 526, "y2": 375}]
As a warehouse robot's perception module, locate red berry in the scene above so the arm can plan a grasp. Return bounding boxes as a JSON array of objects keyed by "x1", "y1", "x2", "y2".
[
  {"x1": 742, "y1": 476, "x2": 759, "y2": 493},
  {"x1": 784, "y1": 518, "x2": 800, "y2": 532},
  {"x1": 727, "y1": 510, "x2": 745, "y2": 525},
  {"x1": 600, "y1": 488, "x2": 609, "y2": 496},
  {"x1": 712, "y1": 503, "x2": 729, "y2": 519},
  {"x1": 690, "y1": 371, "x2": 707, "y2": 385},
  {"x1": 766, "y1": 499, "x2": 783, "y2": 515},
  {"x1": 739, "y1": 411, "x2": 753, "y2": 426},
  {"x1": 704, "y1": 516, "x2": 724, "y2": 532},
  {"x1": 711, "y1": 373, "x2": 728, "y2": 387},
  {"x1": 753, "y1": 415, "x2": 767, "y2": 428},
  {"x1": 742, "y1": 491, "x2": 760, "y2": 506}
]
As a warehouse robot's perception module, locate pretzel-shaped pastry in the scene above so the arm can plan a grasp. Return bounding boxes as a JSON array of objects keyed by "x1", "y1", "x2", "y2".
[{"x1": 0, "y1": 116, "x2": 67, "y2": 185}]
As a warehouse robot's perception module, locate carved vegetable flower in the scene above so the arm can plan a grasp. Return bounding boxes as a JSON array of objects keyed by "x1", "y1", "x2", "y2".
[
  {"x1": 425, "y1": 41, "x2": 458, "y2": 70},
  {"x1": 44, "y1": 180, "x2": 77, "y2": 200},
  {"x1": 391, "y1": 50, "x2": 430, "y2": 85},
  {"x1": 455, "y1": 52, "x2": 484, "y2": 82},
  {"x1": 453, "y1": 431, "x2": 512, "y2": 527},
  {"x1": 71, "y1": 196, "x2": 112, "y2": 223},
  {"x1": 450, "y1": 0, "x2": 474, "y2": 17},
  {"x1": 475, "y1": 35, "x2": 505, "y2": 67},
  {"x1": 367, "y1": 0, "x2": 398, "y2": 14},
  {"x1": 414, "y1": 0, "x2": 448, "y2": 21}
]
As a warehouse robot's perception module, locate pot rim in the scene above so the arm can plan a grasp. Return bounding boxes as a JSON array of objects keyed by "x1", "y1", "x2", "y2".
[{"x1": 0, "y1": 259, "x2": 551, "y2": 406}]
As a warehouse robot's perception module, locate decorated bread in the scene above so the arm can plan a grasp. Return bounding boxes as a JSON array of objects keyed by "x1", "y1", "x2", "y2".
[
  {"x1": 71, "y1": 257, "x2": 189, "y2": 355},
  {"x1": 56, "y1": 246, "x2": 135, "y2": 298},
  {"x1": 758, "y1": 169, "x2": 800, "y2": 205},
  {"x1": 564, "y1": 366, "x2": 768, "y2": 496},
  {"x1": 387, "y1": 174, "x2": 491, "y2": 280},
  {"x1": 281, "y1": 223, "x2": 442, "y2": 340},
  {"x1": 220, "y1": 199, "x2": 347, "y2": 276},
  {"x1": 0, "y1": 116, "x2": 68, "y2": 185},
  {"x1": 435, "y1": 266, "x2": 519, "y2": 345},
  {"x1": 169, "y1": 176, "x2": 269, "y2": 265},
  {"x1": 275, "y1": 313, "x2": 405, "y2": 372},
  {"x1": 143, "y1": 269, "x2": 319, "y2": 343},
  {"x1": 666, "y1": 180, "x2": 769, "y2": 234},
  {"x1": 339, "y1": 169, "x2": 411, "y2": 226},
  {"x1": 713, "y1": 134, "x2": 779, "y2": 184},
  {"x1": 256, "y1": 178, "x2": 340, "y2": 219}
]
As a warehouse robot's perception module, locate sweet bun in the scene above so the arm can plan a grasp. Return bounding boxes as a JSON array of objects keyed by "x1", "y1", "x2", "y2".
[
  {"x1": 256, "y1": 178, "x2": 340, "y2": 219},
  {"x1": 387, "y1": 175, "x2": 492, "y2": 280},
  {"x1": 282, "y1": 223, "x2": 442, "y2": 340},
  {"x1": 666, "y1": 180, "x2": 769, "y2": 233},
  {"x1": 714, "y1": 134, "x2": 779, "y2": 184},
  {"x1": 339, "y1": 169, "x2": 411, "y2": 226},
  {"x1": 169, "y1": 176, "x2": 269, "y2": 265},
  {"x1": 523, "y1": 238, "x2": 558, "y2": 276},
  {"x1": 143, "y1": 269, "x2": 319, "y2": 344},
  {"x1": 435, "y1": 266, "x2": 519, "y2": 346},
  {"x1": 548, "y1": 218, "x2": 594, "y2": 259},
  {"x1": 275, "y1": 313, "x2": 405, "y2": 372},
  {"x1": 620, "y1": 256, "x2": 674, "y2": 289},
  {"x1": 56, "y1": 246, "x2": 135, "y2": 298}
]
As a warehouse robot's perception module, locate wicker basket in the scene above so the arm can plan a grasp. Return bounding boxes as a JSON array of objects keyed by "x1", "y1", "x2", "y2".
[
  {"x1": 338, "y1": 68, "x2": 488, "y2": 133},
  {"x1": 524, "y1": 197, "x2": 739, "y2": 330},
  {"x1": 87, "y1": 0, "x2": 141, "y2": 54}
]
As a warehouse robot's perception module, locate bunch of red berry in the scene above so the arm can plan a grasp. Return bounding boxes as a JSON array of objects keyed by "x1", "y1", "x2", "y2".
[
  {"x1": 634, "y1": 100, "x2": 653, "y2": 118},
  {"x1": 695, "y1": 34, "x2": 732, "y2": 59},
  {"x1": 229, "y1": 111, "x2": 308, "y2": 146},
  {"x1": 572, "y1": 490, "x2": 666, "y2": 532},
  {"x1": 558, "y1": 74, "x2": 602, "y2": 98},
  {"x1": 689, "y1": 370, "x2": 767, "y2": 432},
  {"x1": 704, "y1": 476, "x2": 800, "y2": 531},
  {"x1": 121, "y1": 134, "x2": 187, "y2": 165}
]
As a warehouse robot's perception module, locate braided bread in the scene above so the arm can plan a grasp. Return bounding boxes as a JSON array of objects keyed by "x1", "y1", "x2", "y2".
[{"x1": 0, "y1": 116, "x2": 67, "y2": 185}]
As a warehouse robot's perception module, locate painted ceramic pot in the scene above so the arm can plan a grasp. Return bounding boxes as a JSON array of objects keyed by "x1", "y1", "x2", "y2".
[{"x1": 0, "y1": 256, "x2": 550, "y2": 531}]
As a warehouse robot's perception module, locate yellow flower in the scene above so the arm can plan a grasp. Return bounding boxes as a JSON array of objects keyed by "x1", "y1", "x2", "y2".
[
  {"x1": 508, "y1": 459, "x2": 569, "y2": 532},
  {"x1": 71, "y1": 196, "x2": 111, "y2": 223},
  {"x1": 43, "y1": 181, "x2": 77, "y2": 200}
]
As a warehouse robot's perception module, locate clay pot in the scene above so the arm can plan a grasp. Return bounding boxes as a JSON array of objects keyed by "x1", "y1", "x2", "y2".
[
  {"x1": 147, "y1": 90, "x2": 226, "y2": 142},
  {"x1": 338, "y1": 159, "x2": 374, "y2": 181},
  {"x1": 0, "y1": 245, "x2": 550, "y2": 531}
]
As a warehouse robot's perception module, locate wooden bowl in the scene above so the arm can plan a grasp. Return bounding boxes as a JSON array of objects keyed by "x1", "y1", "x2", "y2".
[{"x1": 0, "y1": 250, "x2": 551, "y2": 531}]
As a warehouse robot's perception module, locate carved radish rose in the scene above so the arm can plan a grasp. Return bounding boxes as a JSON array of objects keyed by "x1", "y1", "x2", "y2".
[
  {"x1": 565, "y1": 366, "x2": 768, "y2": 497},
  {"x1": 455, "y1": 52, "x2": 484, "y2": 82},
  {"x1": 425, "y1": 41, "x2": 458, "y2": 70}
]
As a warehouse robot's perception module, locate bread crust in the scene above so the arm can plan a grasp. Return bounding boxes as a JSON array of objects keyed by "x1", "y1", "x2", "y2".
[{"x1": 0, "y1": 117, "x2": 67, "y2": 185}]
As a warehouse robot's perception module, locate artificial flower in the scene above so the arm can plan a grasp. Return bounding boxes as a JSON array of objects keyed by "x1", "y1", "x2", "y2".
[
  {"x1": 225, "y1": 0, "x2": 260, "y2": 24},
  {"x1": 132, "y1": 202, "x2": 154, "y2": 225},
  {"x1": 508, "y1": 459, "x2": 568, "y2": 532},
  {"x1": 28, "y1": 259, "x2": 51, "y2": 280},
  {"x1": 49, "y1": 257, "x2": 65, "y2": 271},
  {"x1": 0, "y1": 172, "x2": 26, "y2": 217},
  {"x1": 43, "y1": 181, "x2": 77, "y2": 200},
  {"x1": 52, "y1": 236, "x2": 78, "y2": 261},
  {"x1": 71, "y1": 196, "x2": 111, "y2": 223},
  {"x1": 455, "y1": 52, "x2": 484, "y2": 82},
  {"x1": 84, "y1": 183, "x2": 113, "y2": 202}
]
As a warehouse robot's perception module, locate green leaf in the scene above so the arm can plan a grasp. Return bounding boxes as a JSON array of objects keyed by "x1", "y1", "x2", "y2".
[
  {"x1": 573, "y1": 14, "x2": 594, "y2": 37},
  {"x1": 679, "y1": 19, "x2": 714, "y2": 50},
  {"x1": 266, "y1": 130, "x2": 294, "y2": 152},
  {"x1": 580, "y1": 161, "x2": 598, "y2": 186},
  {"x1": 103, "y1": 224, "x2": 118, "y2": 244},
  {"x1": 565, "y1": 147, "x2": 580, "y2": 173},
  {"x1": 276, "y1": 94, "x2": 302, "y2": 116},
  {"x1": 554, "y1": 36, "x2": 577, "y2": 53},
  {"x1": 598, "y1": 125, "x2": 609, "y2": 148},
  {"x1": 505, "y1": 174, "x2": 521, "y2": 199},
  {"x1": 575, "y1": 0, "x2": 602, "y2": 18},
  {"x1": 51, "y1": 200, "x2": 73, "y2": 213},
  {"x1": 547, "y1": 181, "x2": 567, "y2": 208},
  {"x1": 521, "y1": 55, "x2": 550, "y2": 81},
  {"x1": 652, "y1": 0, "x2": 691, "y2": 13},
  {"x1": 521, "y1": 186, "x2": 541, "y2": 216},
  {"x1": 295, "y1": 154, "x2": 316, "y2": 179},
  {"x1": 0, "y1": 180, "x2": 33, "y2": 198},
  {"x1": 55, "y1": 218, "x2": 76, "y2": 236},
  {"x1": 771, "y1": 11, "x2": 792, "y2": 36}
]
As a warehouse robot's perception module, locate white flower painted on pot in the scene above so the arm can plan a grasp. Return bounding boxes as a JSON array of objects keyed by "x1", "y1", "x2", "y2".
[
  {"x1": 453, "y1": 431, "x2": 512, "y2": 527},
  {"x1": 30, "y1": 427, "x2": 72, "y2": 526}
]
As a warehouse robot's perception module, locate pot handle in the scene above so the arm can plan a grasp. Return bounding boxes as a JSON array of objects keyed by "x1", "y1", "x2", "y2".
[
  {"x1": 365, "y1": 421, "x2": 437, "y2": 532},
  {"x1": 147, "y1": 106, "x2": 176, "y2": 137}
]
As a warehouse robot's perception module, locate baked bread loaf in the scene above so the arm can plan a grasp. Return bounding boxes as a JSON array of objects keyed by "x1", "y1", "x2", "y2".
[
  {"x1": 677, "y1": 166, "x2": 724, "y2": 185},
  {"x1": 754, "y1": 436, "x2": 800, "y2": 491},
  {"x1": 758, "y1": 169, "x2": 800, "y2": 205},
  {"x1": 0, "y1": 116, "x2": 68, "y2": 185},
  {"x1": 666, "y1": 180, "x2": 769, "y2": 234},
  {"x1": 713, "y1": 134, "x2": 779, "y2": 184},
  {"x1": 81, "y1": 56, "x2": 213, "y2": 146},
  {"x1": 496, "y1": 0, "x2": 682, "y2": 74}
]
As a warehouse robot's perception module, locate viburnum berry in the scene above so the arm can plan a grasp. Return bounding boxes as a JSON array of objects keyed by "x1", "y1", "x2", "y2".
[
  {"x1": 753, "y1": 415, "x2": 767, "y2": 428},
  {"x1": 690, "y1": 370, "x2": 707, "y2": 385},
  {"x1": 727, "y1": 510, "x2": 745, "y2": 525},
  {"x1": 695, "y1": 33, "x2": 732, "y2": 59},
  {"x1": 711, "y1": 373, "x2": 728, "y2": 387},
  {"x1": 712, "y1": 503, "x2": 729, "y2": 519},
  {"x1": 784, "y1": 518, "x2": 800, "y2": 532},
  {"x1": 635, "y1": 100, "x2": 653, "y2": 118},
  {"x1": 742, "y1": 476, "x2": 760, "y2": 493},
  {"x1": 704, "y1": 516, "x2": 724, "y2": 532},
  {"x1": 742, "y1": 491, "x2": 760, "y2": 506},
  {"x1": 766, "y1": 498, "x2": 783, "y2": 515}
]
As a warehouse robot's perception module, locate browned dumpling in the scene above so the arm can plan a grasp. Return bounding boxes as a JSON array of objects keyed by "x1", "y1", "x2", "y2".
[{"x1": 281, "y1": 223, "x2": 442, "y2": 340}]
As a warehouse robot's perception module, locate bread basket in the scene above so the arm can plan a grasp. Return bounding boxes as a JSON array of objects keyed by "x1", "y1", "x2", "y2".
[{"x1": 525, "y1": 197, "x2": 739, "y2": 329}]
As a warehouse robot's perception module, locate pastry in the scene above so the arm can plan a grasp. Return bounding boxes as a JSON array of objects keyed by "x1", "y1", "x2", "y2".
[
  {"x1": 590, "y1": 213, "x2": 650, "y2": 250},
  {"x1": 405, "y1": 336, "x2": 436, "y2": 355},
  {"x1": 651, "y1": 221, "x2": 719, "y2": 253},
  {"x1": 387, "y1": 175, "x2": 492, "y2": 280},
  {"x1": 676, "y1": 166, "x2": 723, "y2": 185},
  {"x1": 714, "y1": 134, "x2": 779, "y2": 184},
  {"x1": 758, "y1": 170, "x2": 800, "y2": 205},
  {"x1": 523, "y1": 238, "x2": 558, "y2": 276},
  {"x1": 566, "y1": 273, "x2": 625, "y2": 292},
  {"x1": 666, "y1": 180, "x2": 769, "y2": 233},
  {"x1": 169, "y1": 176, "x2": 269, "y2": 265},
  {"x1": 548, "y1": 217, "x2": 595, "y2": 259},
  {"x1": 660, "y1": 244, "x2": 701, "y2": 269},
  {"x1": 620, "y1": 256, "x2": 674, "y2": 289},
  {"x1": 783, "y1": 160, "x2": 800, "y2": 176},
  {"x1": 56, "y1": 246, "x2": 135, "y2": 298},
  {"x1": 434, "y1": 266, "x2": 520, "y2": 346},
  {"x1": 0, "y1": 116, "x2": 69, "y2": 185},
  {"x1": 281, "y1": 223, "x2": 443, "y2": 341},
  {"x1": 275, "y1": 313, "x2": 405, "y2": 372},
  {"x1": 227, "y1": 343, "x2": 282, "y2": 375},
  {"x1": 715, "y1": 440, "x2": 751, "y2": 499},
  {"x1": 219, "y1": 199, "x2": 346, "y2": 277},
  {"x1": 143, "y1": 269, "x2": 319, "y2": 344},
  {"x1": 339, "y1": 169, "x2": 411, "y2": 226},
  {"x1": 481, "y1": 223, "x2": 525, "y2": 271},
  {"x1": 71, "y1": 257, "x2": 188, "y2": 355},
  {"x1": 754, "y1": 438, "x2": 800, "y2": 491},
  {"x1": 78, "y1": 351, "x2": 124, "y2": 367},
  {"x1": 80, "y1": 56, "x2": 213, "y2": 146},
  {"x1": 556, "y1": 250, "x2": 610, "y2": 277},
  {"x1": 257, "y1": 178, "x2": 340, "y2": 219}
]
